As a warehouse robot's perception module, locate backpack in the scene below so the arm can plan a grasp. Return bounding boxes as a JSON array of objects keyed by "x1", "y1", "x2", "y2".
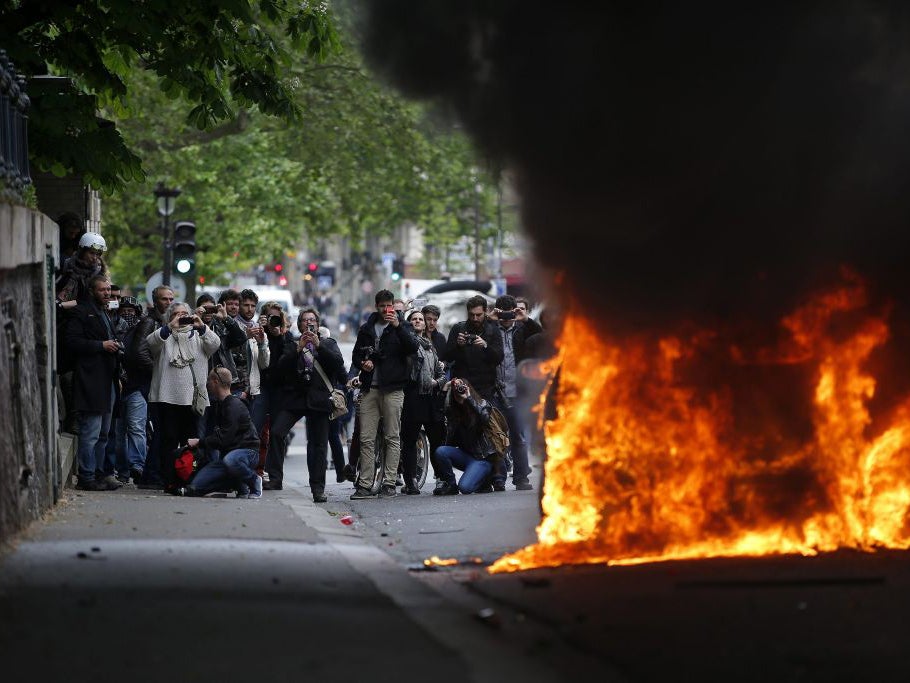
[{"x1": 484, "y1": 406, "x2": 511, "y2": 456}]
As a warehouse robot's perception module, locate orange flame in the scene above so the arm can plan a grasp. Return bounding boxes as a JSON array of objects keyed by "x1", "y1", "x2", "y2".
[{"x1": 491, "y1": 274, "x2": 910, "y2": 572}]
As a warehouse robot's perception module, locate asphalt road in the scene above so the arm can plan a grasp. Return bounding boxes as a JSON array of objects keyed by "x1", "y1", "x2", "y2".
[{"x1": 3, "y1": 338, "x2": 909, "y2": 682}]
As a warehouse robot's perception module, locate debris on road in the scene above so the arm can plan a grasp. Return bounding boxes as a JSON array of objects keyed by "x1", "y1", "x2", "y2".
[{"x1": 340, "y1": 515, "x2": 354, "y2": 526}]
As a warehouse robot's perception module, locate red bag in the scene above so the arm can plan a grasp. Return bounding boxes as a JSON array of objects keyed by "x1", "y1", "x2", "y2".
[{"x1": 174, "y1": 447, "x2": 197, "y2": 484}]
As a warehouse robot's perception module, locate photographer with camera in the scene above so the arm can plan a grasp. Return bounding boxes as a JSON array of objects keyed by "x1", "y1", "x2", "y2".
[
  {"x1": 146, "y1": 301, "x2": 221, "y2": 492},
  {"x1": 487, "y1": 294, "x2": 542, "y2": 491},
  {"x1": 433, "y1": 377, "x2": 508, "y2": 495},
  {"x1": 65, "y1": 275, "x2": 123, "y2": 491},
  {"x1": 442, "y1": 294, "x2": 504, "y2": 401},
  {"x1": 265, "y1": 309, "x2": 345, "y2": 501},
  {"x1": 184, "y1": 368, "x2": 262, "y2": 498},
  {"x1": 250, "y1": 302, "x2": 292, "y2": 437},
  {"x1": 195, "y1": 293, "x2": 248, "y2": 386},
  {"x1": 350, "y1": 289, "x2": 419, "y2": 499}
]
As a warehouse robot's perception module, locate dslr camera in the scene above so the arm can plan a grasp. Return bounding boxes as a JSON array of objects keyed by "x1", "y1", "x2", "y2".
[
  {"x1": 455, "y1": 381, "x2": 468, "y2": 395},
  {"x1": 498, "y1": 310, "x2": 516, "y2": 321},
  {"x1": 358, "y1": 346, "x2": 383, "y2": 363},
  {"x1": 268, "y1": 314, "x2": 283, "y2": 328},
  {"x1": 463, "y1": 333, "x2": 478, "y2": 345}
]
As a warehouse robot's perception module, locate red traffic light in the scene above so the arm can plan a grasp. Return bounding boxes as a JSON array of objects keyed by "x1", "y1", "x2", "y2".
[
  {"x1": 198, "y1": 276, "x2": 206, "y2": 284},
  {"x1": 308, "y1": 262, "x2": 318, "y2": 272},
  {"x1": 278, "y1": 275, "x2": 288, "y2": 287},
  {"x1": 274, "y1": 263, "x2": 283, "y2": 273}
]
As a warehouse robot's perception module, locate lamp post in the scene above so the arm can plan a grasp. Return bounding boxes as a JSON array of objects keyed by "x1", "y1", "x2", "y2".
[{"x1": 154, "y1": 182, "x2": 181, "y2": 286}]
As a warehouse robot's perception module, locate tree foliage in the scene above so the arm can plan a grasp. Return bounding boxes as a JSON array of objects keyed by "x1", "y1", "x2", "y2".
[
  {"x1": 0, "y1": 0, "x2": 339, "y2": 191},
  {"x1": 102, "y1": 16, "x2": 502, "y2": 288}
]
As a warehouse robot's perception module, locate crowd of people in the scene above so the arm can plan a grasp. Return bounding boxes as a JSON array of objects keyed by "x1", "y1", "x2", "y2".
[{"x1": 54, "y1": 231, "x2": 556, "y2": 502}]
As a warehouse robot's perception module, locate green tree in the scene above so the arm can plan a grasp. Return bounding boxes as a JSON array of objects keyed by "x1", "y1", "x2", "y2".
[{"x1": 0, "y1": 0, "x2": 339, "y2": 191}]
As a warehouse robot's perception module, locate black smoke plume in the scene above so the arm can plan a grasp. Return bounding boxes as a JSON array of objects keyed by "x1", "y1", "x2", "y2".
[{"x1": 361, "y1": 2, "x2": 910, "y2": 332}]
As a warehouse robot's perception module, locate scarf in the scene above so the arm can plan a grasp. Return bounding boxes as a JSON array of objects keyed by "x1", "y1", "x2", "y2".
[
  {"x1": 234, "y1": 314, "x2": 256, "y2": 330},
  {"x1": 415, "y1": 336, "x2": 437, "y2": 395},
  {"x1": 56, "y1": 256, "x2": 103, "y2": 302},
  {"x1": 167, "y1": 327, "x2": 196, "y2": 368}
]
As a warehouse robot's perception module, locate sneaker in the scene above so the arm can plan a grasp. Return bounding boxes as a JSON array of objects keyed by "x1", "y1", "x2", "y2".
[
  {"x1": 129, "y1": 467, "x2": 143, "y2": 484},
  {"x1": 116, "y1": 473, "x2": 131, "y2": 485},
  {"x1": 433, "y1": 481, "x2": 459, "y2": 496},
  {"x1": 100, "y1": 475, "x2": 122, "y2": 490},
  {"x1": 514, "y1": 480, "x2": 533, "y2": 491},
  {"x1": 493, "y1": 482, "x2": 506, "y2": 492},
  {"x1": 341, "y1": 464, "x2": 356, "y2": 483},
  {"x1": 262, "y1": 480, "x2": 283, "y2": 491},
  {"x1": 75, "y1": 478, "x2": 103, "y2": 491},
  {"x1": 476, "y1": 484, "x2": 494, "y2": 494},
  {"x1": 350, "y1": 487, "x2": 377, "y2": 500},
  {"x1": 404, "y1": 481, "x2": 421, "y2": 495},
  {"x1": 246, "y1": 475, "x2": 263, "y2": 499},
  {"x1": 378, "y1": 484, "x2": 397, "y2": 498},
  {"x1": 313, "y1": 491, "x2": 327, "y2": 503}
]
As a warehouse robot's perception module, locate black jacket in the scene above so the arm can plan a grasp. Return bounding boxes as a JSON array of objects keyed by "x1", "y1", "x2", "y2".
[
  {"x1": 277, "y1": 336, "x2": 345, "y2": 413},
  {"x1": 65, "y1": 299, "x2": 119, "y2": 413},
  {"x1": 508, "y1": 318, "x2": 543, "y2": 364},
  {"x1": 203, "y1": 394, "x2": 259, "y2": 452},
  {"x1": 441, "y1": 319, "x2": 504, "y2": 400},
  {"x1": 207, "y1": 316, "x2": 247, "y2": 382},
  {"x1": 260, "y1": 331, "x2": 295, "y2": 389},
  {"x1": 429, "y1": 329, "x2": 447, "y2": 361},
  {"x1": 123, "y1": 315, "x2": 156, "y2": 395},
  {"x1": 444, "y1": 393, "x2": 497, "y2": 459},
  {"x1": 351, "y1": 312, "x2": 419, "y2": 393}
]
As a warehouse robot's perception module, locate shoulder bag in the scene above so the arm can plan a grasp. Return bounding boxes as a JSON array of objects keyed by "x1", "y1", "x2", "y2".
[{"x1": 312, "y1": 356, "x2": 348, "y2": 420}]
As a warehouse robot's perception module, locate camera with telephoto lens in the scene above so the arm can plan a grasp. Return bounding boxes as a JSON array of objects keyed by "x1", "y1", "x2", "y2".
[
  {"x1": 268, "y1": 315, "x2": 283, "y2": 328},
  {"x1": 463, "y1": 333, "x2": 478, "y2": 345}
]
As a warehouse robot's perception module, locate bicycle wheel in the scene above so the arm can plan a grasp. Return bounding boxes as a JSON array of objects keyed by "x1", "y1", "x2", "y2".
[{"x1": 414, "y1": 428, "x2": 430, "y2": 490}]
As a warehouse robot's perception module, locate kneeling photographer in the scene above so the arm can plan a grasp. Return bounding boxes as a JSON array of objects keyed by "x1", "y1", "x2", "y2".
[
  {"x1": 185, "y1": 368, "x2": 261, "y2": 498},
  {"x1": 433, "y1": 378, "x2": 508, "y2": 495}
]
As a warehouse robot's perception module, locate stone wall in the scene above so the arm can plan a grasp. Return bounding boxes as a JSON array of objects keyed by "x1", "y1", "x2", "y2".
[{"x1": 0, "y1": 204, "x2": 59, "y2": 543}]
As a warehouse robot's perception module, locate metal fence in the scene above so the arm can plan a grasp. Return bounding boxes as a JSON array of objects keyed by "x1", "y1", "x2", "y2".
[{"x1": 0, "y1": 49, "x2": 31, "y2": 202}]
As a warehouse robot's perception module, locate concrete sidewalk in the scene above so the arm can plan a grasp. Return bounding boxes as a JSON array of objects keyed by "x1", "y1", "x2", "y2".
[{"x1": 0, "y1": 442, "x2": 597, "y2": 683}]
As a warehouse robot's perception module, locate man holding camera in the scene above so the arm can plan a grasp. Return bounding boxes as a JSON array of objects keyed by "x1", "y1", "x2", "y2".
[
  {"x1": 265, "y1": 309, "x2": 344, "y2": 501},
  {"x1": 488, "y1": 294, "x2": 542, "y2": 491},
  {"x1": 251, "y1": 302, "x2": 293, "y2": 437},
  {"x1": 350, "y1": 289, "x2": 419, "y2": 499},
  {"x1": 442, "y1": 294, "x2": 504, "y2": 402},
  {"x1": 65, "y1": 275, "x2": 122, "y2": 491}
]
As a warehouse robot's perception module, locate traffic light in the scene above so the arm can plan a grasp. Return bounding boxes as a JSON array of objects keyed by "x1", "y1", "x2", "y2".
[
  {"x1": 274, "y1": 262, "x2": 283, "y2": 273},
  {"x1": 391, "y1": 257, "x2": 404, "y2": 281},
  {"x1": 308, "y1": 261, "x2": 318, "y2": 272},
  {"x1": 173, "y1": 220, "x2": 197, "y2": 274}
]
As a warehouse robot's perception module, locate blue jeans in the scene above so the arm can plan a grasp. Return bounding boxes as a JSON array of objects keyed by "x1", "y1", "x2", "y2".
[
  {"x1": 434, "y1": 445, "x2": 493, "y2": 494},
  {"x1": 76, "y1": 384, "x2": 115, "y2": 482},
  {"x1": 494, "y1": 399, "x2": 531, "y2": 483},
  {"x1": 250, "y1": 385, "x2": 275, "y2": 434},
  {"x1": 189, "y1": 447, "x2": 259, "y2": 495},
  {"x1": 119, "y1": 389, "x2": 148, "y2": 473}
]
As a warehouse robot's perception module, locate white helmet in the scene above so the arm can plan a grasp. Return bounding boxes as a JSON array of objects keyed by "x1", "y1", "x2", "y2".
[{"x1": 78, "y1": 232, "x2": 107, "y2": 252}]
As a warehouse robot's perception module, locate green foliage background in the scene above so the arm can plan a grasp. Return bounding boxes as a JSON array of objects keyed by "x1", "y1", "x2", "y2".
[{"x1": 0, "y1": 0, "x2": 507, "y2": 288}]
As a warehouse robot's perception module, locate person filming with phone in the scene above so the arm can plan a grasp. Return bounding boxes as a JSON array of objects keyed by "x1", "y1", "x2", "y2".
[
  {"x1": 350, "y1": 289, "x2": 419, "y2": 499},
  {"x1": 250, "y1": 302, "x2": 292, "y2": 435}
]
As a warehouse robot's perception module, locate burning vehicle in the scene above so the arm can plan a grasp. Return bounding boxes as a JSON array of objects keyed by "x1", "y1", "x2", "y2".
[{"x1": 363, "y1": 4, "x2": 910, "y2": 570}]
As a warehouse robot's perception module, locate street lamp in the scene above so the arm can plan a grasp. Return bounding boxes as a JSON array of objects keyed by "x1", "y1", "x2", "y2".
[{"x1": 154, "y1": 182, "x2": 181, "y2": 286}]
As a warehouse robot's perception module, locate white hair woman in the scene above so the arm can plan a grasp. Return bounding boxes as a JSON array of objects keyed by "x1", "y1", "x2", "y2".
[{"x1": 146, "y1": 301, "x2": 221, "y2": 492}]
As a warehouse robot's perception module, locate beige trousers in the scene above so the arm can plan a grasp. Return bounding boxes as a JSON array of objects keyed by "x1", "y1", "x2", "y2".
[{"x1": 356, "y1": 388, "x2": 405, "y2": 487}]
